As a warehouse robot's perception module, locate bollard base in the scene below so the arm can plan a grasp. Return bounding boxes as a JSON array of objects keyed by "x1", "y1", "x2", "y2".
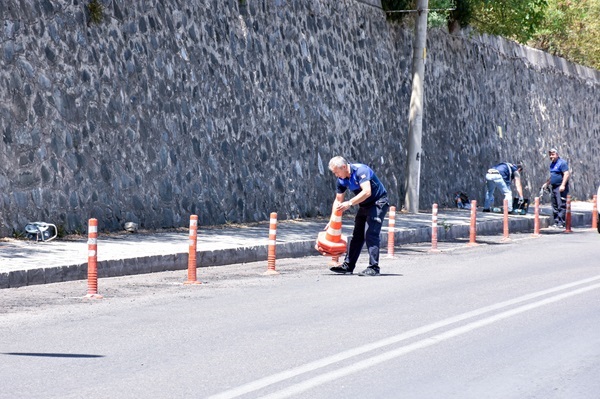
[
  {"x1": 501, "y1": 237, "x2": 511, "y2": 242},
  {"x1": 184, "y1": 280, "x2": 202, "y2": 285},
  {"x1": 531, "y1": 233, "x2": 541, "y2": 238},
  {"x1": 428, "y1": 249, "x2": 441, "y2": 253},
  {"x1": 466, "y1": 242, "x2": 478, "y2": 247},
  {"x1": 84, "y1": 293, "x2": 103, "y2": 300},
  {"x1": 264, "y1": 269, "x2": 280, "y2": 275}
]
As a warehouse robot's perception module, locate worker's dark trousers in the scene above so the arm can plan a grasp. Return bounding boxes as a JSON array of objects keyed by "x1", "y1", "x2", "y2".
[
  {"x1": 551, "y1": 185, "x2": 568, "y2": 225},
  {"x1": 345, "y1": 197, "x2": 389, "y2": 269}
]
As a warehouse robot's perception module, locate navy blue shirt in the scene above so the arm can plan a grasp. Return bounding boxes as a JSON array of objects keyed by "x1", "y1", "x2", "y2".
[
  {"x1": 549, "y1": 157, "x2": 569, "y2": 187},
  {"x1": 336, "y1": 163, "x2": 387, "y2": 207},
  {"x1": 492, "y1": 162, "x2": 520, "y2": 188}
]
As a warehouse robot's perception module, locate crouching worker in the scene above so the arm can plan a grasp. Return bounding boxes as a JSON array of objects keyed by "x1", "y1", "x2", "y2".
[{"x1": 326, "y1": 156, "x2": 389, "y2": 276}]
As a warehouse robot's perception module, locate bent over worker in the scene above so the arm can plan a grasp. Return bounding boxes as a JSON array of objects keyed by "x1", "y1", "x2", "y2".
[
  {"x1": 483, "y1": 162, "x2": 524, "y2": 213},
  {"x1": 327, "y1": 156, "x2": 389, "y2": 276}
]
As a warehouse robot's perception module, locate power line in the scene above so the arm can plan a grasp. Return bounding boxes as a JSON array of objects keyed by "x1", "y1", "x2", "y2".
[
  {"x1": 353, "y1": 0, "x2": 455, "y2": 13},
  {"x1": 386, "y1": 8, "x2": 456, "y2": 13}
]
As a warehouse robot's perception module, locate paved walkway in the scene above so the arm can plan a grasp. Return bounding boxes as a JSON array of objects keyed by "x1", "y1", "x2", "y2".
[{"x1": 1, "y1": 203, "x2": 596, "y2": 288}]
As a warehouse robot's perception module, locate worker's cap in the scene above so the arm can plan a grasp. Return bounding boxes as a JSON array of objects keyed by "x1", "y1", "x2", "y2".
[{"x1": 548, "y1": 148, "x2": 558, "y2": 154}]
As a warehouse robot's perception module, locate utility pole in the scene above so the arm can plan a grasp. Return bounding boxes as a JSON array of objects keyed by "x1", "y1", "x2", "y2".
[{"x1": 404, "y1": 0, "x2": 428, "y2": 213}]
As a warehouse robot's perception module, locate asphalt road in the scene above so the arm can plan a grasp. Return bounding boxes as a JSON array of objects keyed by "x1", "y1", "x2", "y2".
[{"x1": 1, "y1": 229, "x2": 599, "y2": 399}]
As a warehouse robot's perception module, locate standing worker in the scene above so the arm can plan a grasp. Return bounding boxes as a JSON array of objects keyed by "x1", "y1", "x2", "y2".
[
  {"x1": 542, "y1": 148, "x2": 570, "y2": 228},
  {"x1": 326, "y1": 156, "x2": 389, "y2": 276},
  {"x1": 483, "y1": 162, "x2": 524, "y2": 213}
]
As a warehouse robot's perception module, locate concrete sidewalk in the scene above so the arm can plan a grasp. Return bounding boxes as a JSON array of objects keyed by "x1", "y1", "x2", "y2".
[{"x1": 1, "y1": 203, "x2": 595, "y2": 289}]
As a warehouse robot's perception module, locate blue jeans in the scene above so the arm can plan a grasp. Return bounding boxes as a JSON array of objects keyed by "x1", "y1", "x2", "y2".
[
  {"x1": 344, "y1": 198, "x2": 389, "y2": 269},
  {"x1": 484, "y1": 173, "x2": 512, "y2": 211}
]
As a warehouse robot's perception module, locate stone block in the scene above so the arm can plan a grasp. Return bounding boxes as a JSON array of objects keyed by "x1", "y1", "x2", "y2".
[
  {"x1": 44, "y1": 266, "x2": 66, "y2": 284},
  {"x1": 61, "y1": 264, "x2": 86, "y2": 282},
  {"x1": 0, "y1": 272, "x2": 9, "y2": 289},
  {"x1": 26, "y1": 268, "x2": 46, "y2": 286},
  {"x1": 8, "y1": 270, "x2": 27, "y2": 288}
]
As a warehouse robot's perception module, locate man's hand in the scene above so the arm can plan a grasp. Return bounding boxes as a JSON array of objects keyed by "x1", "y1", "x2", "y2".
[
  {"x1": 335, "y1": 201, "x2": 353, "y2": 212},
  {"x1": 314, "y1": 242, "x2": 328, "y2": 255},
  {"x1": 559, "y1": 184, "x2": 566, "y2": 192}
]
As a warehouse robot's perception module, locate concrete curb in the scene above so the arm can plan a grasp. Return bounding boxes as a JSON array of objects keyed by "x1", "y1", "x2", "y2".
[{"x1": 0, "y1": 211, "x2": 594, "y2": 289}]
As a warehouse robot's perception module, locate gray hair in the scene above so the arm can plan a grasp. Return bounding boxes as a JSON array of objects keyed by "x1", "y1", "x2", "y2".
[{"x1": 328, "y1": 156, "x2": 348, "y2": 171}]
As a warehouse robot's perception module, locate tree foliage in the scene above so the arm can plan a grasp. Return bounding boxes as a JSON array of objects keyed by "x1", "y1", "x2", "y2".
[
  {"x1": 381, "y1": 0, "x2": 600, "y2": 70},
  {"x1": 382, "y1": 0, "x2": 458, "y2": 28},
  {"x1": 382, "y1": 0, "x2": 548, "y2": 37},
  {"x1": 529, "y1": 0, "x2": 600, "y2": 70},
  {"x1": 449, "y1": 0, "x2": 548, "y2": 43}
]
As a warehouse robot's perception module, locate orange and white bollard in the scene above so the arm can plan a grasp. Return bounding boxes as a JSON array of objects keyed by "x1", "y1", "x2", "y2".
[
  {"x1": 86, "y1": 218, "x2": 103, "y2": 299},
  {"x1": 592, "y1": 195, "x2": 597, "y2": 230},
  {"x1": 532, "y1": 197, "x2": 541, "y2": 237},
  {"x1": 184, "y1": 215, "x2": 201, "y2": 285},
  {"x1": 467, "y1": 200, "x2": 478, "y2": 246},
  {"x1": 387, "y1": 206, "x2": 396, "y2": 258},
  {"x1": 430, "y1": 203, "x2": 440, "y2": 253},
  {"x1": 502, "y1": 199, "x2": 510, "y2": 241},
  {"x1": 564, "y1": 195, "x2": 572, "y2": 233},
  {"x1": 265, "y1": 212, "x2": 279, "y2": 275}
]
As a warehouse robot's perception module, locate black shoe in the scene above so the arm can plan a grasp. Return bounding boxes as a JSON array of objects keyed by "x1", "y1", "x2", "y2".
[
  {"x1": 482, "y1": 208, "x2": 491, "y2": 212},
  {"x1": 330, "y1": 264, "x2": 353, "y2": 274},
  {"x1": 358, "y1": 267, "x2": 380, "y2": 276}
]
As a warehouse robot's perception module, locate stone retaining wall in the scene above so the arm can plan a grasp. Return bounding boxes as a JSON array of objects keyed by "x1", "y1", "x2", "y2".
[{"x1": 1, "y1": 0, "x2": 598, "y2": 236}]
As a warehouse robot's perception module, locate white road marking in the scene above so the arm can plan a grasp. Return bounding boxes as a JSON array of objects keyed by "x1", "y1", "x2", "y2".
[
  {"x1": 207, "y1": 275, "x2": 600, "y2": 399},
  {"x1": 263, "y1": 282, "x2": 600, "y2": 399}
]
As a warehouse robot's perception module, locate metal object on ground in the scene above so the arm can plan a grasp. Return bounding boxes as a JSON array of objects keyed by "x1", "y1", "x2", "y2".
[
  {"x1": 124, "y1": 222, "x2": 138, "y2": 233},
  {"x1": 24, "y1": 222, "x2": 58, "y2": 242}
]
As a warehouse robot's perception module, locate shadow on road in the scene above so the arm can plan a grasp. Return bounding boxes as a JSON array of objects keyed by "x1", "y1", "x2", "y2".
[{"x1": 2, "y1": 352, "x2": 104, "y2": 358}]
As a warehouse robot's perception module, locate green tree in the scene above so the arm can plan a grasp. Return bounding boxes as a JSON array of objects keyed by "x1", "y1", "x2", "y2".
[
  {"x1": 383, "y1": 0, "x2": 548, "y2": 39},
  {"x1": 530, "y1": 0, "x2": 600, "y2": 69},
  {"x1": 382, "y1": 0, "x2": 600, "y2": 69},
  {"x1": 450, "y1": 0, "x2": 548, "y2": 42}
]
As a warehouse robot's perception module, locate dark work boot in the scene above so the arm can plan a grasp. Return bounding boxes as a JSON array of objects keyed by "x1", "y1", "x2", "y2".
[
  {"x1": 330, "y1": 263, "x2": 354, "y2": 275},
  {"x1": 358, "y1": 266, "x2": 380, "y2": 276}
]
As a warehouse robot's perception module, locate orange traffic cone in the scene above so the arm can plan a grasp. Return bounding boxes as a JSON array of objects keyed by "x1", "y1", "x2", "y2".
[{"x1": 315, "y1": 207, "x2": 347, "y2": 256}]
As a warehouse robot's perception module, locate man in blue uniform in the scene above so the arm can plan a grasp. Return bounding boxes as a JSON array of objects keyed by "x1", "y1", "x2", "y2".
[
  {"x1": 543, "y1": 148, "x2": 570, "y2": 228},
  {"x1": 483, "y1": 162, "x2": 524, "y2": 213},
  {"x1": 326, "y1": 156, "x2": 389, "y2": 276}
]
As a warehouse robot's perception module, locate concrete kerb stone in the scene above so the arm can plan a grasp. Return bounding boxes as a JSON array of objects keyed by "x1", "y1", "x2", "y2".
[
  {"x1": 0, "y1": 272, "x2": 9, "y2": 289},
  {"x1": 61, "y1": 264, "x2": 86, "y2": 282},
  {"x1": 45, "y1": 264, "x2": 70, "y2": 284},
  {"x1": 277, "y1": 241, "x2": 316, "y2": 258},
  {"x1": 7, "y1": 269, "x2": 27, "y2": 288},
  {"x1": 26, "y1": 267, "x2": 46, "y2": 286}
]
